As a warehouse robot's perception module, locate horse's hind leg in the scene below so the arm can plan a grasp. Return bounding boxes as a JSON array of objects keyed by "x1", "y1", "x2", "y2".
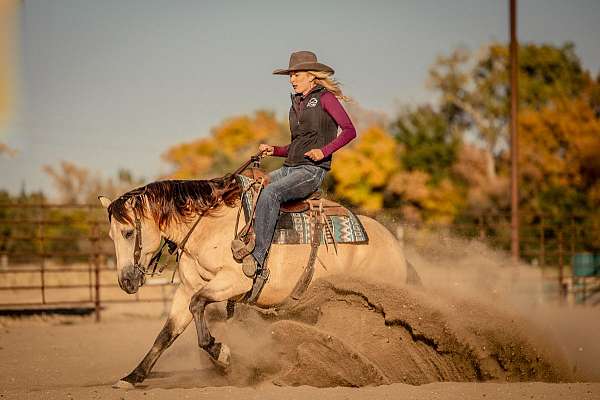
[
  {"x1": 114, "y1": 285, "x2": 193, "y2": 389},
  {"x1": 189, "y1": 270, "x2": 250, "y2": 370},
  {"x1": 189, "y1": 293, "x2": 231, "y2": 370}
]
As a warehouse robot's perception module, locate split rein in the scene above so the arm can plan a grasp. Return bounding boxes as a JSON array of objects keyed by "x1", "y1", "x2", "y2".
[{"x1": 130, "y1": 151, "x2": 266, "y2": 283}]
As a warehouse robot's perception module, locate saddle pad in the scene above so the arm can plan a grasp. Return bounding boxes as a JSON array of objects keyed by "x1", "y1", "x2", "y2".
[
  {"x1": 235, "y1": 174, "x2": 369, "y2": 246},
  {"x1": 272, "y1": 212, "x2": 369, "y2": 245}
]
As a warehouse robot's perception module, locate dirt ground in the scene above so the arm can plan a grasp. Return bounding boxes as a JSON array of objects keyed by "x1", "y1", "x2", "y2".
[
  {"x1": 1, "y1": 231, "x2": 599, "y2": 399},
  {"x1": 1, "y1": 276, "x2": 599, "y2": 399}
]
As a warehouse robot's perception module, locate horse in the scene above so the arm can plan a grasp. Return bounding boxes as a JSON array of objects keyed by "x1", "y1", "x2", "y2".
[{"x1": 99, "y1": 173, "x2": 411, "y2": 389}]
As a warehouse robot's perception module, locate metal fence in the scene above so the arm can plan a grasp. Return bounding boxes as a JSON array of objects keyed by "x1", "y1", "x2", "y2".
[
  {"x1": 433, "y1": 212, "x2": 598, "y2": 304},
  {"x1": 0, "y1": 203, "x2": 598, "y2": 320},
  {"x1": 0, "y1": 202, "x2": 176, "y2": 321}
]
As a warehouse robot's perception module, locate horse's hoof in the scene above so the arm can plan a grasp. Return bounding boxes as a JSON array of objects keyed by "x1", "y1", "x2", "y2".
[
  {"x1": 211, "y1": 343, "x2": 231, "y2": 371},
  {"x1": 112, "y1": 380, "x2": 135, "y2": 390}
]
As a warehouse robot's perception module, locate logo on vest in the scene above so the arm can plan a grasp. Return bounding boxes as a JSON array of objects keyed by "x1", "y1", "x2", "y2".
[{"x1": 306, "y1": 98, "x2": 319, "y2": 108}]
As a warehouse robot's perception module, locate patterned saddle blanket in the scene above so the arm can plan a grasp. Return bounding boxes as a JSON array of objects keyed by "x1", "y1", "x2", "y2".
[{"x1": 235, "y1": 174, "x2": 369, "y2": 246}]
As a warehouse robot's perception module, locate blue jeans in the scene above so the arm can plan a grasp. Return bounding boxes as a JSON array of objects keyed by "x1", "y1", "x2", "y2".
[{"x1": 252, "y1": 164, "x2": 326, "y2": 267}]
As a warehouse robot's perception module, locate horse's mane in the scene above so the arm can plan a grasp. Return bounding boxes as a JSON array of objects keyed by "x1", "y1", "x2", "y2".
[{"x1": 107, "y1": 174, "x2": 241, "y2": 229}]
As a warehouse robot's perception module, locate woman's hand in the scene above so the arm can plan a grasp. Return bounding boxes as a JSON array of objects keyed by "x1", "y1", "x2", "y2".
[
  {"x1": 304, "y1": 149, "x2": 324, "y2": 161},
  {"x1": 259, "y1": 144, "x2": 274, "y2": 156}
]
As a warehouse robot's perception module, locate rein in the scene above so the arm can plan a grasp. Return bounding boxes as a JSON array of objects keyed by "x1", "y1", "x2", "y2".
[{"x1": 129, "y1": 150, "x2": 266, "y2": 282}]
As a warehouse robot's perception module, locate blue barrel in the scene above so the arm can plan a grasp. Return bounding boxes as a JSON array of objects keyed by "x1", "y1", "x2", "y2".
[{"x1": 572, "y1": 253, "x2": 596, "y2": 277}]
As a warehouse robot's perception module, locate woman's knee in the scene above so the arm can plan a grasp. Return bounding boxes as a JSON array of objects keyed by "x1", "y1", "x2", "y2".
[{"x1": 260, "y1": 185, "x2": 282, "y2": 203}]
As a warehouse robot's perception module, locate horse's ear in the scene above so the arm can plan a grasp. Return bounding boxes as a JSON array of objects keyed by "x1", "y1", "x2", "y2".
[{"x1": 98, "y1": 196, "x2": 112, "y2": 209}]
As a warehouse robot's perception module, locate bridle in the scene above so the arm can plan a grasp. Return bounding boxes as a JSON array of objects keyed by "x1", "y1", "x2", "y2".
[
  {"x1": 130, "y1": 206, "x2": 204, "y2": 282},
  {"x1": 126, "y1": 148, "x2": 266, "y2": 282},
  {"x1": 132, "y1": 211, "x2": 145, "y2": 275}
]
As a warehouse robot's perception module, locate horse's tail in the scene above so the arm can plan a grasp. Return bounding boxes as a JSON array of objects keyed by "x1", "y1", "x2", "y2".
[{"x1": 395, "y1": 226, "x2": 422, "y2": 287}]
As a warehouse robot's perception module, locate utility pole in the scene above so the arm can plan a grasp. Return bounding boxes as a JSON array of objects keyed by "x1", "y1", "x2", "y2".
[{"x1": 509, "y1": 0, "x2": 520, "y2": 263}]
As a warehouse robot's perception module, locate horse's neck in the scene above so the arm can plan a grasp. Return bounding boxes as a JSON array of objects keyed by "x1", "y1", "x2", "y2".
[{"x1": 162, "y1": 205, "x2": 238, "y2": 253}]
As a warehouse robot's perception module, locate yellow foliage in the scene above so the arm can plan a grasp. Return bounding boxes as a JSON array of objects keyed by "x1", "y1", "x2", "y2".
[
  {"x1": 162, "y1": 110, "x2": 284, "y2": 179},
  {"x1": 519, "y1": 98, "x2": 600, "y2": 210},
  {"x1": 330, "y1": 126, "x2": 400, "y2": 210},
  {"x1": 331, "y1": 124, "x2": 463, "y2": 220},
  {"x1": 388, "y1": 171, "x2": 462, "y2": 224},
  {"x1": 387, "y1": 170, "x2": 429, "y2": 201},
  {"x1": 420, "y1": 178, "x2": 464, "y2": 225}
]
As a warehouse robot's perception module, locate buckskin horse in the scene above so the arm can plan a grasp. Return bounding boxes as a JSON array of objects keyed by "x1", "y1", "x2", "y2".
[{"x1": 99, "y1": 167, "x2": 412, "y2": 389}]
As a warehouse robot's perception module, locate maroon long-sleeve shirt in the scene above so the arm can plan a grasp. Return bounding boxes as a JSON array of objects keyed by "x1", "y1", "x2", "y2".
[{"x1": 272, "y1": 91, "x2": 356, "y2": 158}]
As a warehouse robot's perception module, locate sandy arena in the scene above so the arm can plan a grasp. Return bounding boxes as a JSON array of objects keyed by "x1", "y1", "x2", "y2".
[{"x1": 1, "y1": 231, "x2": 599, "y2": 399}]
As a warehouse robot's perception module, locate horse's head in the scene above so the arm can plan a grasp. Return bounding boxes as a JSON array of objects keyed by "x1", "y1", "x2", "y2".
[{"x1": 99, "y1": 195, "x2": 162, "y2": 294}]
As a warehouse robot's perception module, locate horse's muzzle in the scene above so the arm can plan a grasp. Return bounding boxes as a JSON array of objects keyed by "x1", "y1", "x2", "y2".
[{"x1": 118, "y1": 265, "x2": 144, "y2": 294}]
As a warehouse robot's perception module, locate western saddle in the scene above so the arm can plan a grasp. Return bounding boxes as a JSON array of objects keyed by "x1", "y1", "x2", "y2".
[{"x1": 241, "y1": 167, "x2": 348, "y2": 217}]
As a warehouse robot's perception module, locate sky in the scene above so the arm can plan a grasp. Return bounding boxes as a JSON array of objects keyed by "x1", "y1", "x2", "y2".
[{"x1": 1, "y1": 0, "x2": 599, "y2": 198}]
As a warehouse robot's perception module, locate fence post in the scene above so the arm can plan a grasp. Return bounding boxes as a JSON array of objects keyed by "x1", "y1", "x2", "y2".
[
  {"x1": 570, "y1": 218, "x2": 576, "y2": 258},
  {"x1": 539, "y1": 217, "x2": 545, "y2": 268},
  {"x1": 38, "y1": 201, "x2": 46, "y2": 305},
  {"x1": 91, "y1": 220, "x2": 101, "y2": 322},
  {"x1": 478, "y1": 215, "x2": 485, "y2": 240},
  {"x1": 558, "y1": 230, "x2": 565, "y2": 302}
]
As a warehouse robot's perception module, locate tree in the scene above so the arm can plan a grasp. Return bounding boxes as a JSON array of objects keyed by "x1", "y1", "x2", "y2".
[
  {"x1": 43, "y1": 161, "x2": 92, "y2": 204},
  {"x1": 0, "y1": 142, "x2": 16, "y2": 157},
  {"x1": 451, "y1": 143, "x2": 509, "y2": 216},
  {"x1": 428, "y1": 42, "x2": 588, "y2": 180},
  {"x1": 519, "y1": 98, "x2": 600, "y2": 218},
  {"x1": 43, "y1": 161, "x2": 144, "y2": 204},
  {"x1": 330, "y1": 125, "x2": 401, "y2": 211},
  {"x1": 386, "y1": 170, "x2": 463, "y2": 225},
  {"x1": 392, "y1": 105, "x2": 459, "y2": 184},
  {"x1": 162, "y1": 110, "x2": 287, "y2": 179}
]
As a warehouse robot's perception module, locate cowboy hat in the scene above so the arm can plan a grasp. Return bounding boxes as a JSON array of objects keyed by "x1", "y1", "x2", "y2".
[{"x1": 273, "y1": 51, "x2": 334, "y2": 75}]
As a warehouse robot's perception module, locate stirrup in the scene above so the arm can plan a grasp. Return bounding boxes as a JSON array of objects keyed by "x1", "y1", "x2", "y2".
[
  {"x1": 245, "y1": 267, "x2": 270, "y2": 303},
  {"x1": 231, "y1": 235, "x2": 255, "y2": 263}
]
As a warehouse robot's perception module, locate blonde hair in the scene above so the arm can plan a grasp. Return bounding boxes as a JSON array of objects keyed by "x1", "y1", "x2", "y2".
[{"x1": 308, "y1": 70, "x2": 351, "y2": 102}]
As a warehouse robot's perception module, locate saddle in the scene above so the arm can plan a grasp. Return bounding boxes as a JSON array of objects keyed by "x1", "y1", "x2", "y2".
[
  {"x1": 234, "y1": 168, "x2": 368, "y2": 304},
  {"x1": 241, "y1": 168, "x2": 350, "y2": 216}
]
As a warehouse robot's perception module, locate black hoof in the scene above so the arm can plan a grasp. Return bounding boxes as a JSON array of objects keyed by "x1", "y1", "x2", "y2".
[{"x1": 205, "y1": 342, "x2": 231, "y2": 371}]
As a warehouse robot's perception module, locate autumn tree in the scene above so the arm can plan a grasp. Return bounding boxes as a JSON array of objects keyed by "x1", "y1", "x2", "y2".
[
  {"x1": 0, "y1": 142, "x2": 16, "y2": 157},
  {"x1": 330, "y1": 125, "x2": 400, "y2": 211},
  {"x1": 43, "y1": 161, "x2": 144, "y2": 204},
  {"x1": 519, "y1": 98, "x2": 600, "y2": 217},
  {"x1": 162, "y1": 110, "x2": 287, "y2": 179},
  {"x1": 428, "y1": 42, "x2": 587, "y2": 181}
]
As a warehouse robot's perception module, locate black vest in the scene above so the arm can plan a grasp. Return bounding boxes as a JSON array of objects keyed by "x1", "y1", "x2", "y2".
[{"x1": 285, "y1": 86, "x2": 338, "y2": 170}]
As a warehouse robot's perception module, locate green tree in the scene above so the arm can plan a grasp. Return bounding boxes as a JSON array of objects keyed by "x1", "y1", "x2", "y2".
[
  {"x1": 392, "y1": 105, "x2": 459, "y2": 184},
  {"x1": 428, "y1": 42, "x2": 588, "y2": 180}
]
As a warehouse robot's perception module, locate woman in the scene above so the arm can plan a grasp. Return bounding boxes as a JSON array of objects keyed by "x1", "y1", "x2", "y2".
[{"x1": 237, "y1": 50, "x2": 357, "y2": 278}]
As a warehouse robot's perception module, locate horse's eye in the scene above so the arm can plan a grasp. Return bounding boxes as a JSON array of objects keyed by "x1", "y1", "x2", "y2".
[{"x1": 122, "y1": 229, "x2": 134, "y2": 240}]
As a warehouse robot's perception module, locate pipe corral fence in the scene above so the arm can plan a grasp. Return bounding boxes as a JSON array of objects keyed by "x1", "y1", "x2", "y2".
[
  {"x1": 0, "y1": 203, "x2": 598, "y2": 321},
  {"x1": 0, "y1": 202, "x2": 177, "y2": 321}
]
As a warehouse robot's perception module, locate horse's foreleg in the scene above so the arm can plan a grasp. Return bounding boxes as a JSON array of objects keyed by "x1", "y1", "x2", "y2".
[{"x1": 114, "y1": 285, "x2": 193, "y2": 389}]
